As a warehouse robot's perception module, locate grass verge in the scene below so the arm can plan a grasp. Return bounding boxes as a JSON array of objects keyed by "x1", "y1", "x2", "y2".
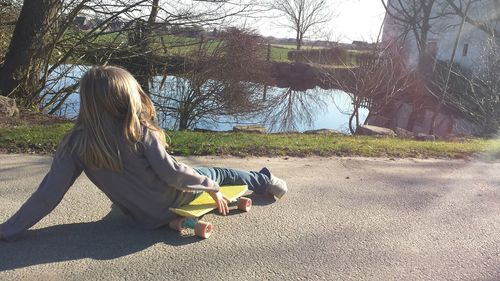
[{"x1": 1, "y1": 123, "x2": 500, "y2": 159}]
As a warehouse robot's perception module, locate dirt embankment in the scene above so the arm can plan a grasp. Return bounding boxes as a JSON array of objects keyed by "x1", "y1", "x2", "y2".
[{"x1": 0, "y1": 108, "x2": 70, "y2": 128}]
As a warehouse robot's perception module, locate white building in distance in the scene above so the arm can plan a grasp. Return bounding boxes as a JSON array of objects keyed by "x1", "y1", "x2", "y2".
[
  {"x1": 367, "y1": 0, "x2": 500, "y2": 137},
  {"x1": 382, "y1": 0, "x2": 499, "y2": 74}
]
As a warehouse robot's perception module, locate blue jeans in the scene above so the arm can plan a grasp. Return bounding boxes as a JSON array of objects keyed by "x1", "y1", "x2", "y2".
[{"x1": 193, "y1": 167, "x2": 271, "y2": 194}]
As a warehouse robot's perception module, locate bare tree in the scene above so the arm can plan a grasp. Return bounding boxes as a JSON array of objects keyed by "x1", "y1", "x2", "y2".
[
  {"x1": 0, "y1": 0, "x2": 261, "y2": 108},
  {"x1": 121, "y1": 0, "x2": 260, "y2": 92},
  {"x1": 151, "y1": 29, "x2": 268, "y2": 130},
  {"x1": 444, "y1": 0, "x2": 500, "y2": 39},
  {"x1": 426, "y1": 44, "x2": 499, "y2": 135},
  {"x1": 271, "y1": 0, "x2": 332, "y2": 50},
  {"x1": 426, "y1": 0, "x2": 500, "y2": 135},
  {"x1": 0, "y1": 0, "x2": 149, "y2": 106},
  {"x1": 375, "y1": 0, "x2": 500, "y2": 136},
  {"x1": 425, "y1": 0, "x2": 472, "y2": 134},
  {"x1": 380, "y1": 0, "x2": 456, "y2": 74},
  {"x1": 0, "y1": 0, "x2": 63, "y2": 103},
  {"x1": 324, "y1": 52, "x2": 414, "y2": 134}
]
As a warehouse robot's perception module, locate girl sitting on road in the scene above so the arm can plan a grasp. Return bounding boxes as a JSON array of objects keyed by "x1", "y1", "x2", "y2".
[{"x1": 0, "y1": 65, "x2": 287, "y2": 241}]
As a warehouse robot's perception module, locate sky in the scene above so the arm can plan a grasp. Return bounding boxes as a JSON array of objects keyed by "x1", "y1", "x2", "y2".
[{"x1": 253, "y1": 0, "x2": 387, "y2": 43}]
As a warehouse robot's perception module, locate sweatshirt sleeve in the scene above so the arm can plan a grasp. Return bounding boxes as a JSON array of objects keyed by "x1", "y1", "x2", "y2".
[
  {"x1": 0, "y1": 145, "x2": 83, "y2": 241},
  {"x1": 142, "y1": 128, "x2": 219, "y2": 193}
]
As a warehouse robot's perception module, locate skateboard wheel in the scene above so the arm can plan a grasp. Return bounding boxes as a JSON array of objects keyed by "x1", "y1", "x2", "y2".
[
  {"x1": 194, "y1": 221, "x2": 213, "y2": 239},
  {"x1": 237, "y1": 197, "x2": 252, "y2": 212},
  {"x1": 169, "y1": 218, "x2": 185, "y2": 232}
]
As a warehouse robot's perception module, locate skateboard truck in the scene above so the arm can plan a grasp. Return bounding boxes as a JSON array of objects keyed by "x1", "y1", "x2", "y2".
[
  {"x1": 169, "y1": 218, "x2": 213, "y2": 239},
  {"x1": 169, "y1": 197, "x2": 252, "y2": 239},
  {"x1": 169, "y1": 186, "x2": 252, "y2": 239}
]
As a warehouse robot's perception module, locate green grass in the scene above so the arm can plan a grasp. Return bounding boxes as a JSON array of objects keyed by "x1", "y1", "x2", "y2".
[
  {"x1": 1, "y1": 123, "x2": 500, "y2": 159},
  {"x1": 92, "y1": 32, "x2": 128, "y2": 45},
  {"x1": 0, "y1": 123, "x2": 74, "y2": 153},
  {"x1": 151, "y1": 35, "x2": 214, "y2": 56},
  {"x1": 270, "y1": 45, "x2": 292, "y2": 61},
  {"x1": 167, "y1": 130, "x2": 500, "y2": 158}
]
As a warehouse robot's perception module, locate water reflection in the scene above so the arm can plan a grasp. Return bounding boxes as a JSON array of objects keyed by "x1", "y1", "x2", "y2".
[
  {"x1": 41, "y1": 65, "x2": 88, "y2": 118},
  {"x1": 150, "y1": 75, "x2": 264, "y2": 130},
  {"x1": 42, "y1": 65, "x2": 368, "y2": 133},
  {"x1": 263, "y1": 88, "x2": 334, "y2": 132}
]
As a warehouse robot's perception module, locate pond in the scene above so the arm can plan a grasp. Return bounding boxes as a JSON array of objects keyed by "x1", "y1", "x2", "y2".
[{"x1": 43, "y1": 65, "x2": 368, "y2": 134}]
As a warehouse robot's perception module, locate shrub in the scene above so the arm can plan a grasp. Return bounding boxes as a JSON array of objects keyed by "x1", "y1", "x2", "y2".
[{"x1": 287, "y1": 47, "x2": 348, "y2": 65}]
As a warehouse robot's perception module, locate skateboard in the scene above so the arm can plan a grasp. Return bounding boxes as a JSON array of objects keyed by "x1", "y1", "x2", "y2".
[{"x1": 169, "y1": 185, "x2": 252, "y2": 239}]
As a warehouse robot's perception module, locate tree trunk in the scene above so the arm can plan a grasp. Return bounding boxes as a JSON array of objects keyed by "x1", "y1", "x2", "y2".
[
  {"x1": 178, "y1": 110, "x2": 190, "y2": 130},
  {"x1": 126, "y1": 0, "x2": 159, "y2": 95},
  {"x1": 0, "y1": 0, "x2": 61, "y2": 106},
  {"x1": 348, "y1": 109, "x2": 356, "y2": 135},
  {"x1": 296, "y1": 30, "x2": 301, "y2": 50},
  {"x1": 349, "y1": 98, "x2": 361, "y2": 135}
]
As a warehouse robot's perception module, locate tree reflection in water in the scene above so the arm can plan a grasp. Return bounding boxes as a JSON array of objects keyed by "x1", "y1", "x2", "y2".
[{"x1": 263, "y1": 87, "x2": 335, "y2": 132}]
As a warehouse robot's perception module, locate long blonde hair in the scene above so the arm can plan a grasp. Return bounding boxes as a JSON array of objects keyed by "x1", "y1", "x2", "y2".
[{"x1": 62, "y1": 65, "x2": 166, "y2": 171}]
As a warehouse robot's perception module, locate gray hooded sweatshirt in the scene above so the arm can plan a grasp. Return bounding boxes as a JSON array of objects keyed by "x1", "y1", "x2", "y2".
[{"x1": 0, "y1": 126, "x2": 219, "y2": 241}]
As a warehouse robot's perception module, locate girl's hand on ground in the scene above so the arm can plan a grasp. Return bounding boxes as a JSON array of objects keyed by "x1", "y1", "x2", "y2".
[{"x1": 208, "y1": 191, "x2": 229, "y2": 215}]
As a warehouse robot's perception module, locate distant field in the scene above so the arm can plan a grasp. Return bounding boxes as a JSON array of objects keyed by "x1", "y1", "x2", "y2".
[
  {"x1": 154, "y1": 36, "x2": 297, "y2": 61},
  {"x1": 85, "y1": 32, "x2": 354, "y2": 63},
  {"x1": 269, "y1": 45, "x2": 291, "y2": 61},
  {"x1": 271, "y1": 43, "x2": 326, "y2": 50},
  {"x1": 153, "y1": 35, "x2": 223, "y2": 56},
  {"x1": 16, "y1": 30, "x2": 366, "y2": 67}
]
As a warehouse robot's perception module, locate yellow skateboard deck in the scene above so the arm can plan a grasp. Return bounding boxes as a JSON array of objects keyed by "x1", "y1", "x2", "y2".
[{"x1": 170, "y1": 185, "x2": 248, "y2": 218}]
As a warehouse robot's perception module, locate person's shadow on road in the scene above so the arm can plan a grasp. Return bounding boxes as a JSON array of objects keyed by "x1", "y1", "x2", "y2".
[
  {"x1": 0, "y1": 206, "x2": 199, "y2": 271},
  {"x1": 0, "y1": 193, "x2": 275, "y2": 271}
]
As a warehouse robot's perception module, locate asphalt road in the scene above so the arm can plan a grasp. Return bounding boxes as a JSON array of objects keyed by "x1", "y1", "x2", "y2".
[{"x1": 1, "y1": 154, "x2": 500, "y2": 280}]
